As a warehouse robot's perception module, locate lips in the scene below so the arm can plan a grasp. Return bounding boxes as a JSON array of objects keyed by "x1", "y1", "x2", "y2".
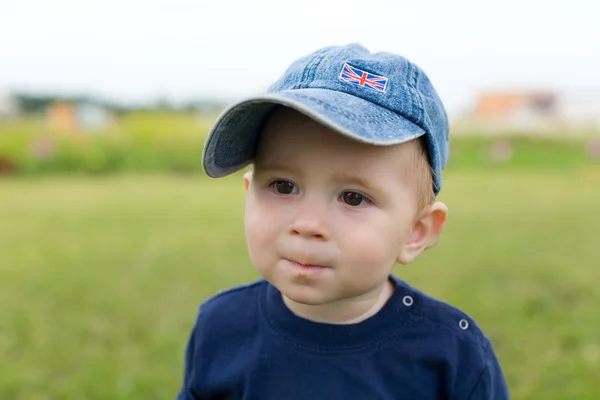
[{"x1": 285, "y1": 259, "x2": 330, "y2": 270}]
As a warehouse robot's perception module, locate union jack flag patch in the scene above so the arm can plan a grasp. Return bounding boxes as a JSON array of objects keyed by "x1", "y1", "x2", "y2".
[{"x1": 339, "y1": 63, "x2": 388, "y2": 93}]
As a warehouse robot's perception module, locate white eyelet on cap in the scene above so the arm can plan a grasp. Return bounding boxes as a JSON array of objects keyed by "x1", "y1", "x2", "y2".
[
  {"x1": 459, "y1": 319, "x2": 469, "y2": 330},
  {"x1": 402, "y1": 296, "x2": 414, "y2": 307}
]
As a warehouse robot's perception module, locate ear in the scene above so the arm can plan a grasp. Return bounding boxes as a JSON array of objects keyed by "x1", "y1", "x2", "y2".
[
  {"x1": 397, "y1": 201, "x2": 448, "y2": 264},
  {"x1": 243, "y1": 171, "x2": 253, "y2": 191}
]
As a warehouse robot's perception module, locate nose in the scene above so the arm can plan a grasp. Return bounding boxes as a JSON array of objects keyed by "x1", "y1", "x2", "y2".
[{"x1": 288, "y1": 202, "x2": 330, "y2": 240}]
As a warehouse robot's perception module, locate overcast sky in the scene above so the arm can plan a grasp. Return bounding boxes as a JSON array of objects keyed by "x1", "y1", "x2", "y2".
[{"x1": 1, "y1": 0, "x2": 598, "y2": 117}]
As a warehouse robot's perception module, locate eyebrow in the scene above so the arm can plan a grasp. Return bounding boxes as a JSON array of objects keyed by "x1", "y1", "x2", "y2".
[
  {"x1": 331, "y1": 172, "x2": 383, "y2": 194},
  {"x1": 253, "y1": 162, "x2": 294, "y2": 174}
]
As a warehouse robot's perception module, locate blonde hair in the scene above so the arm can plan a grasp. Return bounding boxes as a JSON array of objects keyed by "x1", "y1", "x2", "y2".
[
  {"x1": 411, "y1": 136, "x2": 440, "y2": 250},
  {"x1": 412, "y1": 136, "x2": 436, "y2": 212}
]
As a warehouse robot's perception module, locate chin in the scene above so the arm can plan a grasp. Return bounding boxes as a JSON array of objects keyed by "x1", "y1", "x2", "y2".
[{"x1": 279, "y1": 283, "x2": 333, "y2": 306}]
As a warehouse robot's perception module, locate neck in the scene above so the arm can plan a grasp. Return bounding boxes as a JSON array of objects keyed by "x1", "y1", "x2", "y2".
[{"x1": 282, "y1": 279, "x2": 395, "y2": 324}]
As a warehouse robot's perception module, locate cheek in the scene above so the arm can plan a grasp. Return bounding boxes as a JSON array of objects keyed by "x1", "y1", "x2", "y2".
[
  {"x1": 337, "y1": 214, "x2": 410, "y2": 269},
  {"x1": 244, "y1": 204, "x2": 264, "y2": 263},
  {"x1": 244, "y1": 194, "x2": 279, "y2": 266}
]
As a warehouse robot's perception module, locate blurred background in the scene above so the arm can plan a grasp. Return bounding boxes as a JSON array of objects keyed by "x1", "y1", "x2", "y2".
[{"x1": 1, "y1": 1, "x2": 599, "y2": 399}]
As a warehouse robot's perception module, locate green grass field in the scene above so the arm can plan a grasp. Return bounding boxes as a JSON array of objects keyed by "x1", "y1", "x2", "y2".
[{"x1": 1, "y1": 168, "x2": 599, "y2": 399}]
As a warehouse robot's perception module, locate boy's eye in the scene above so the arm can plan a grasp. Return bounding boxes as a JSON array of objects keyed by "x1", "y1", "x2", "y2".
[
  {"x1": 340, "y1": 191, "x2": 369, "y2": 206},
  {"x1": 272, "y1": 180, "x2": 298, "y2": 195}
]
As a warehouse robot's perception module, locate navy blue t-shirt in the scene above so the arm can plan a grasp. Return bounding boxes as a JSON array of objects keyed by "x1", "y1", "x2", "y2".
[{"x1": 177, "y1": 276, "x2": 509, "y2": 399}]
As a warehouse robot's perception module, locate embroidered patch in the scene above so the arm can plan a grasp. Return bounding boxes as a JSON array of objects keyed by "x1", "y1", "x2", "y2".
[{"x1": 339, "y1": 63, "x2": 388, "y2": 93}]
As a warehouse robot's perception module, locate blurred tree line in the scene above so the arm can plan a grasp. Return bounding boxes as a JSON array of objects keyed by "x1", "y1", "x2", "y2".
[{"x1": 12, "y1": 93, "x2": 228, "y2": 115}]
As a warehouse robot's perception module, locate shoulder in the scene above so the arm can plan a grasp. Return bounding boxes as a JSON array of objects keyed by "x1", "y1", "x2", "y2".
[
  {"x1": 186, "y1": 280, "x2": 266, "y2": 338},
  {"x1": 391, "y1": 277, "x2": 508, "y2": 397},
  {"x1": 195, "y1": 279, "x2": 266, "y2": 323},
  {"x1": 394, "y1": 276, "x2": 489, "y2": 349},
  {"x1": 201, "y1": 279, "x2": 265, "y2": 309}
]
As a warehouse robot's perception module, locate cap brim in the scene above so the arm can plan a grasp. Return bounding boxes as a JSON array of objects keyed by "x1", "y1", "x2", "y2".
[{"x1": 202, "y1": 88, "x2": 426, "y2": 178}]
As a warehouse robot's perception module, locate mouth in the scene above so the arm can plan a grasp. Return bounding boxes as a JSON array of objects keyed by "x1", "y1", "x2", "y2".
[{"x1": 285, "y1": 259, "x2": 330, "y2": 271}]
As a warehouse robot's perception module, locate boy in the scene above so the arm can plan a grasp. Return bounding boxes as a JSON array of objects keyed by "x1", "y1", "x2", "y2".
[{"x1": 177, "y1": 44, "x2": 509, "y2": 399}]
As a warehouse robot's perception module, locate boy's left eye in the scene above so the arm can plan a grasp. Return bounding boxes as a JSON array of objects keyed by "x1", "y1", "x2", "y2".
[
  {"x1": 271, "y1": 180, "x2": 298, "y2": 195},
  {"x1": 340, "y1": 191, "x2": 370, "y2": 206}
]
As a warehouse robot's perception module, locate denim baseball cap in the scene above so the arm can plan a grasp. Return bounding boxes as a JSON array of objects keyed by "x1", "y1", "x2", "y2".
[{"x1": 202, "y1": 43, "x2": 449, "y2": 195}]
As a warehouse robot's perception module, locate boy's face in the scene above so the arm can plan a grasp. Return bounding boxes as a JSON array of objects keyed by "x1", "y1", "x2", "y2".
[{"x1": 243, "y1": 107, "x2": 445, "y2": 315}]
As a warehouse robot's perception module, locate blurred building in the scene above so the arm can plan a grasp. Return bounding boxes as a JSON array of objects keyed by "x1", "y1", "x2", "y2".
[
  {"x1": 47, "y1": 101, "x2": 77, "y2": 132},
  {"x1": 556, "y1": 91, "x2": 600, "y2": 128},
  {"x1": 47, "y1": 100, "x2": 111, "y2": 132},
  {"x1": 457, "y1": 89, "x2": 600, "y2": 135},
  {"x1": 0, "y1": 92, "x2": 20, "y2": 119},
  {"x1": 473, "y1": 90, "x2": 557, "y2": 130}
]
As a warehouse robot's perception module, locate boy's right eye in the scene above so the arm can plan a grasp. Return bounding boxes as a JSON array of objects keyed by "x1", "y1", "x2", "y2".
[{"x1": 271, "y1": 180, "x2": 298, "y2": 195}]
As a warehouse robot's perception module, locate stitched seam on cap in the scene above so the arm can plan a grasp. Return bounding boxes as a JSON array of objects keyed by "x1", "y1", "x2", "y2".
[
  {"x1": 301, "y1": 51, "x2": 327, "y2": 89},
  {"x1": 408, "y1": 63, "x2": 425, "y2": 125},
  {"x1": 290, "y1": 92, "x2": 416, "y2": 124},
  {"x1": 297, "y1": 48, "x2": 329, "y2": 89}
]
